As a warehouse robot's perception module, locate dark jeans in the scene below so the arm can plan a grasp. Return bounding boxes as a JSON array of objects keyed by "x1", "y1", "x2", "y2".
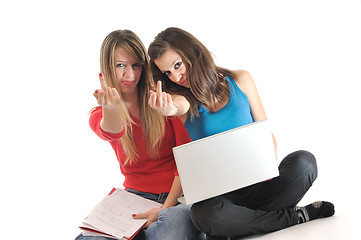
[{"x1": 190, "y1": 150, "x2": 318, "y2": 239}]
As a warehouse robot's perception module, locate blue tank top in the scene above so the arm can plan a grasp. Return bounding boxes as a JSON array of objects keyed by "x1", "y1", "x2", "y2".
[{"x1": 184, "y1": 76, "x2": 254, "y2": 141}]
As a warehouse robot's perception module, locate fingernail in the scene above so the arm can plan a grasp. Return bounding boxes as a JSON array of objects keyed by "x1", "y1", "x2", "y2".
[
  {"x1": 99, "y1": 73, "x2": 103, "y2": 77},
  {"x1": 132, "y1": 214, "x2": 136, "y2": 217}
]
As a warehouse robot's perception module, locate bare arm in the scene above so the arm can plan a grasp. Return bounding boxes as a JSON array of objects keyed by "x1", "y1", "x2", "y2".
[
  {"x1": 93, "y1": 73, "x2": 123, "y2": 133},
  {"x1": 234, "y1": 70, "x2": 277, "y2": 156},
  {"x1": 160, "y1": 176, "x2": 183, "y2": 209},
  {"x1": 234, "y1": 70, "x2": 266, "y2": 122}
]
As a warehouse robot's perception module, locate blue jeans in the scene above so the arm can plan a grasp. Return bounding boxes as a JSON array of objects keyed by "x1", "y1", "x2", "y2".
[{"x1": 75, "y1": 189, "x2": 202, "y2": 240}]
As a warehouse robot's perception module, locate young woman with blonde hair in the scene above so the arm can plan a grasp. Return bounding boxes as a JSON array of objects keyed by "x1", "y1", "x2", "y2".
[
  {"x1": 148, "y1": 27, "x2": 335, "y2": 240},
  {"x1": 75, "y1": 29, "x2": 201, "y2": 240}
]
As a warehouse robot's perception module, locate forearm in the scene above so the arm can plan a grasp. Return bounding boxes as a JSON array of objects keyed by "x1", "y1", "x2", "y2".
[
  {"x1": 100, "y1": 107, "x2": 124, "y2": 133},
  {"x1": 161, "y1": 176, "x2": 183, "y2": 209}
]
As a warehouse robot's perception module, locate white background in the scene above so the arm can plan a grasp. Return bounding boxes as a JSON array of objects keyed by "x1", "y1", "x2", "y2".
[{"x1": 1, "y1": 0, "x2": 360, "y2": 239}]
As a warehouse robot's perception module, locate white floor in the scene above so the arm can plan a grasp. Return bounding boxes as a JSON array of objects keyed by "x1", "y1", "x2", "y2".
[{"x1": 241, "y1": 214, "x2": 349, "y2": 240}]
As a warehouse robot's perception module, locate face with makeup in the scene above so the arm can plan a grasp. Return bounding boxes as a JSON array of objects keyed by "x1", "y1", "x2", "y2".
[
  {"x1": 154, "y1": 48, "x2": 190, "y2": 88},
  {"x1": 114, "y1": 46, "x2": 142, "y2": 95}
]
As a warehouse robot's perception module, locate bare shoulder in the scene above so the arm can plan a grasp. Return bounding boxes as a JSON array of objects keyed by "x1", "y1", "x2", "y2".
[
  {"x1": 232, "y1": 69, "x2": 253, "y2": 82},
  {"x1": 231, "y1": 70, "x2": 266, "y2": 121},
  {"x1": 231, "y1": 70, "x2": 256, "y2": 93}
]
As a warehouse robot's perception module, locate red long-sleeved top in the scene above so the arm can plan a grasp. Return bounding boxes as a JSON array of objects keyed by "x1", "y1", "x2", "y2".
[{"x1": 89, "y1": 107, "x2": 191, "y2": 194}]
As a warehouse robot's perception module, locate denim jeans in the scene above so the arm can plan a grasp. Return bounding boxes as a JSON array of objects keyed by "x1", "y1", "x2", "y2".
[
  {"x1": 190, "y1": 150, "x2": 318, "y2": 239},
  {"x1": 75, "y1": 188, "x2": 202, "y2": 240}
]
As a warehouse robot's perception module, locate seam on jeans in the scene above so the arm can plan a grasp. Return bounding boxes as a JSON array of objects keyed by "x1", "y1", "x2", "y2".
[{"x1": 276, "y1": 158, "x2": 315, "y2": 204}]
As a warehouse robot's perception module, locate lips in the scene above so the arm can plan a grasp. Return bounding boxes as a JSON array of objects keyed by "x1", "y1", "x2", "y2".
[
  {"x1": 179, "y1": 77, "x2": 189, "y2": 87},
  {"x1": 122, "y1": 81, "x2": 135, "y2": 87}
]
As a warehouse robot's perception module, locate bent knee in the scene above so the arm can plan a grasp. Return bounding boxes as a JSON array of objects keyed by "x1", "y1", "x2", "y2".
[
  {"x1": 283, "y1": 150, "x2": 318, "y2": 180},
  {"x1": 296, "y1": 150, "x2": 317, "y2": 174},
  {"x1": 190, "y1": 198, "x2": 226, "y2": 232},
  {"x1": 191, "y1": 197, "x2": 225, "y2": 218}
]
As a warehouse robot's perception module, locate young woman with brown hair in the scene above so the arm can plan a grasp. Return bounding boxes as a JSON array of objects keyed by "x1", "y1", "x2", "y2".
[{"x1": 148, "y1": 27, "x2": 334, "y2": 240}]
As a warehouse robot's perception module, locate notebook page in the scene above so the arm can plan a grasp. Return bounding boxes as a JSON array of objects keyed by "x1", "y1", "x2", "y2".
[{"x1": 81, "y1": 189, "x2": 162, "y2": 239}]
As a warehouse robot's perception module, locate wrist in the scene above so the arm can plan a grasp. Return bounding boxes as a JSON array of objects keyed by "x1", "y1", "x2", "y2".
[
  {"x1": 102, "y1": 103, "x2": 121, "y2": 111},
  {"x1": 100, "y1": 105, "x2": 123, "y2": 133},
  {"x1": 160, "y1": 203, "x2": 173, "y2": 210}
]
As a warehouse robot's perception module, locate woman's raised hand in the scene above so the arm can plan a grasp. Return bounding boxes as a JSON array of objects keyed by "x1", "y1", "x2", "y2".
[
  {"x1": 93, "y1": 73, "x2": 121, "y2": 109},
  {"x1": 148, "y1": 81, "x2": 178, "y2": 116}
]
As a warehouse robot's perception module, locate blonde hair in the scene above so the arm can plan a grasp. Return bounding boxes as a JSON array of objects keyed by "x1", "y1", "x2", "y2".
[{"x1": 100, "y1": 30, "x2": 165, "y2": 164}]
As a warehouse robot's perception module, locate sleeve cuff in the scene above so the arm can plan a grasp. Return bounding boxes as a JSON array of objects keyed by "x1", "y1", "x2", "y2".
[{"x1": 99, "y1": 125, "x2": 125, "y2": 140}]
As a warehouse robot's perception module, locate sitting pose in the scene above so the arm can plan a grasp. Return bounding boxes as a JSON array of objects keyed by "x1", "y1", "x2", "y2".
[
  {"x1": 75, "y1": 29, "x2": 201, "y2": 240},
  {"x1": 148, "y1": 27, "x2": 335, "y2": 239}
]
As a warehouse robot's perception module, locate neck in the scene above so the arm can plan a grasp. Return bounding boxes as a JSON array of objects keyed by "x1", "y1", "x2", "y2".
[{"x1": 123, "y1": 90, "x2": 141, "y2": 119}]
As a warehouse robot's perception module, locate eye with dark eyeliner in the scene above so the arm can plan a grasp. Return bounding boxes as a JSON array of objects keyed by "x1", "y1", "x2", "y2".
[
  {"x1": 132, "y1": 63, "x2": 141, "y2": 68},
  {"x1": 174, "y1": 61, "x2": 182, "y2": 69},
  {"x1": 164, "y1": 71, "x2": 171, "y2": 76}
]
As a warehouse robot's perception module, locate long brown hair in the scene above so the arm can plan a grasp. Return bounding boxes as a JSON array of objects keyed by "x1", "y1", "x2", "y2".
[
  {"x1": 148, "y1": 27, "x2": 236, "y2": 118},
  {"x1": 100, "y1": 30, "x2": 165, "y2": 164}
]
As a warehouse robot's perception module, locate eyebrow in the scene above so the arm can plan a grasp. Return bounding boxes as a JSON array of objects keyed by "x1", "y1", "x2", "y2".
[
  {"x1": 115, "y1": 60, "x2": 139, "y2": 65},
  {"x1": 161, "y1": 58, "x2": 181, "y2": 73}
]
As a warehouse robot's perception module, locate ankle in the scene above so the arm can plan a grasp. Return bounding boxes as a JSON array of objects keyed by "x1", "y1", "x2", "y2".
[{"x1": 294, "y1": 201, "x2": 335, "y2": 224}]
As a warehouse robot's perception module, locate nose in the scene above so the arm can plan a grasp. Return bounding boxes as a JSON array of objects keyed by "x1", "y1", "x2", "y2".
[
  {"x1": 124, "y1": 65, "x2": 135, "y2": 78},
  {"x1": 171, "y1": 71, "x2": 182, "y2": 83}
]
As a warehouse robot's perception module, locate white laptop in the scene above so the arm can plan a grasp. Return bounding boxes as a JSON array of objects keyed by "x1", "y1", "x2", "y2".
[{"x1": 173, "y1": 120, "x2": 279, "y2": 205}]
